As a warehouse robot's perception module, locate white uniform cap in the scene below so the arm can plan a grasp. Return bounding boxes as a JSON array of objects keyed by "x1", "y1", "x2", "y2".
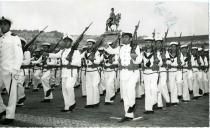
[
  {"x1": 63, "y1": 34, "x2": 74, "y2": 42},
  {"x1": 180, "y1": 44, "x2": 187, "y2": 48},
  {"x1": 198, "y1": 48, "x2": 202, "y2": 51},
  {"x1": 170, "y1": 42, "x2": 178, "y2": 46},
  {"x1": 87, "y1": 39, "x2": 96, "y2": 43},
  {"x1": 155, "y1": 37, "x2": 163, "y2": 41},
  {"x1": 42, "y1": 42, "x2": 51, "y2": 46},
  {"x1": 144, "y1": 36, "x2": 154, "y2": 41},
  {"x1": 204, "y1": 49, "x2": 209, "y2": 52},
  {"x1": 192, "y1": 47, "x2": 198, "y2": 50},
  {"x1": 107, "y1": 41, "x2": 113, "y2": 45}
]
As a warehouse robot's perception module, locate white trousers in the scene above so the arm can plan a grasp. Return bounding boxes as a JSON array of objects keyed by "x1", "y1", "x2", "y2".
[
  {"x1": 61, "y1": 68, "x2": 77, "y2": 110},
  {"x1": 33, "y1": 69, "x2": 42, "y2": 89},
  {"x1": 136, "y1": 70, "x2": 144, "y2": 98},
  {"x1": 104, "y1": 70, "x2": 116, "y2": 103},
  {"x1": 143, "y1": 71, "x2": 158, "y2": 111},
  {"x1": 202, "y1": 71, "x2": 209, "y2": 94},
  {"x1": 181, "y1": 70, "x2": 191, "y2": 101},
  {"x1": 177, "y1": 71, "x2": 183, "y2": 96},
  {"x1": 81, "y1": 69, "x2": 86, "y2": 96},
  {"x1": 114, "y1": 70, "x2": 120, "y2": 92},
  {"x1": 41, "y1": 70, "x2": 53, "y2": 100},
  {"x1": 17, "y1": 69, "x2": 26, "y2": 102},
  {"x1": 157, "y1": 71, "x2": 170, "y2": 107},
  {"x1": 192, "y1": 70, "x2": 201, "y2": 97},
  {"x1": 168, "y1": 70, "x2": 181, "y2": 103},
  {"x1": 86, "y1": 69, "x2": 100, "y2": 105},
  {"x1": 121, "y1": 69, "x2": 139, "y2": 118},
  {"x1": 0, "y1": 71, "x2": 18, "y2": 119},
  {"x1": 99, "y1": 71, "x2": 105, "y2": 94}
]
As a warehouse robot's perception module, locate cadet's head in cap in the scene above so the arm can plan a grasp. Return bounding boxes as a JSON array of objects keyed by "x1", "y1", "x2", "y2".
[
  {"x1": 62, "y1": 35, "x2": 74, "y2": 49},
  {"x1": 0, "y1": 16, "x2": 12, "y2": 34},
  {"x1": 144, "y1": 36, "x2": 154, "y2": 51},
  {"x1": 155, "y1": 37, "x2": 163, "y2": 50},
  {"x1": 191, "y1": 47, "x2": 198, "y2": 55},
  {"x1": 180, "y1": 44, "x2": 188, "y2": 55},
  {"x1": 87, "y1": 38, "x2": 96, "y2": 49},
  {"x1": 42, "y1": 42, "x2": 51, "y2": 52},
  {"x1": 121, "y1": 32, "x2": 132, "y2": 45},
  {"x1": 169, "y1": 41, "x2": 179, "y2": 53}
]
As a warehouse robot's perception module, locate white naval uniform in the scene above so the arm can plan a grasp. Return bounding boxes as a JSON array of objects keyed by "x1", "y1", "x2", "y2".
[
  {"x1": 103, "y1": 46, "x2": 119, "y2": 103},
  {"x1": 17, "y1": 51, "x2": 31, "y2": 104},
  {"x1": 81, "y1": 58, "x2": 87, "y2": 96},
  {"x1": 83, "y1": 51, "x2": 103, "y2": 106},
  {"x1": 191, "y1": 55, "x2": 202, "y2": 97},
  {"x1": 0, "y1": 31, "x2": 23, "y2": 119},
  {"x1": 201, "y1": 56, "x2": 208, "y2": 94},
  {"x1": 31, "y1": 56, "x2": 42, "y2": 90},
  {"x1": 167, "y1": 52, "x2": 184, "y2": 103},
  {"x1": 142, "y1": 51, "x2": 160, "y2": 111},
  {"x1": 40, "y1": 55, "x2": 53, "y2": 100},
  {"x1": 181, "y1": 55, "x2": 191, "y2": 101},
  {"x1": 157, "y1": 51, "x2": 170, "y2": 107},
  {"x1": 119, "y1": 44, "x2": 142, "y2": 118},
  {"x1": 50, "y1": 48, "x2": 81, "y2": 110}
]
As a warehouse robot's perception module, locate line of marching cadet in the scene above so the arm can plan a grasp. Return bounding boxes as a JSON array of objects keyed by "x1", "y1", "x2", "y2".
[
  {"x1": 16, "y1": 33, "x2": 209, "y2": 122},
  {"x1": 0, "y1": 17, "x2": 209, "y2": 124}
]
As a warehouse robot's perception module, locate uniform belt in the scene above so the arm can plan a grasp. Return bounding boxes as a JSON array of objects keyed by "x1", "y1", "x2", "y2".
[
  {"x1": 21, "y1": 65, "x2": 33, "y2": 69},
  {"x1": 119, "y1": 65, "x2": 139, "y2": 70},
  {"x1": 87, "y1": 65, "x2": 100, "y2": 68},
  {"x1": 103, "y1": 65, "x2": 118, "y2": 69},
  {"x1": 61, "y1": 65, "x2": 80, "y2": 69}
]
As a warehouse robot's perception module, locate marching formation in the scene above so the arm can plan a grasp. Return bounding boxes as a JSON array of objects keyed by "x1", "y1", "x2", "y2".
[{"x1": 0, "y1": 14, "x2": 209, "y2": 125}]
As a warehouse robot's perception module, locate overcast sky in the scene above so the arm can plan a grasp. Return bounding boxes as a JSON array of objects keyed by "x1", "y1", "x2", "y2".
[{"x1": 0, "y1": 0, "x2": 208, "y2": 37}]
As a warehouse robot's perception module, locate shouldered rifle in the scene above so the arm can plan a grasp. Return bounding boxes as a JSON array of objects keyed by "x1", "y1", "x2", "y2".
[
  {"x1": 49, "y1": 37, "x2": 63, "y2": 53},
  {"x1": 86, "y1": 34, "x2": 105, "y2": 61},
  {"x1": 66, "y1": 22, "x2": 93, "y2": 63},
  {"x1": 188, "y1": 34, "x2": 194, "y2": 69},
  {"x1": 177, "y1": 32, "x2": 182, "y2": 68},
  {"x1": 23, "y1": 26, "x2": 48, "y2": 52},
  {"x1": 131, "y1": 20, "x2": 140, "y2": 54}
]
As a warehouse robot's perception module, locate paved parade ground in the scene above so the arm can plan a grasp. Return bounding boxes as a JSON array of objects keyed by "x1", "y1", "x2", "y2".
[{"x1": 1, "y1": 85, "x2": 209, "y2": 127}]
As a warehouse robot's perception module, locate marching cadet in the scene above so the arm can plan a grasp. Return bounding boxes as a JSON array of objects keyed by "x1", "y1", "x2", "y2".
[
  {"x1": 155, "y1": 37, "x2": 171, "y2": 108},
  {"x1": 98, "y1": 47, "x2": 106, "y2": 96},
  {"x1": 118, "y1": 32, "x2": 142, "y2": 122},
  {"x1": 103, "y1": 41, "x2": 119, "y2": 104},
  {"x1": 31, "y1": 48, "x2": 43, "y2": 92},
  {"x1": 80, "y1": 46, "x2": 88, "y2": 97},
  {"x1": 40, "y1": 42, "x2": 54, "y2": 102},
  {"x1": 198, "y1": 47, "x2": 208, "y2": 95},
  {"x1": 191, "y1": 47, "x2": 202, "y2": 99},
  {"x1": 49, "y1": 35, "x2": 80, "y2": 112},
  {"x1": 203, "y1": 49, "x2": 209, "y2": 96},
  {"x1": 167, "y1": 42, "x2": 184, "y2": 105},
  {"x1": 17, "y1": 37, "x2": 31, "y2": 107},
  {"x1": 83, "y1": 39, "x2": 103, "y2": 108},
  {"x1": 180, "y1": 44, "x2": 191, "y2": 102},
  {"x1": 0, "y1": 16, "x2": 23, "y2": 124},
  {"x1": 142, "y1": 37, "x2": 160, "y2": 114}
]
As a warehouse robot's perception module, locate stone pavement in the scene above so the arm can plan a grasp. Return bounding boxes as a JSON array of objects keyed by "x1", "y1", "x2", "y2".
[{"x1": 1, "y1": 85, "x2": 209, "y2": 127}]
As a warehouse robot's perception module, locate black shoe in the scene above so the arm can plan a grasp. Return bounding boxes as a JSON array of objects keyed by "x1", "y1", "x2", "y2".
[
  {"x1": 41, "y1": 99, "x2": 51, "y2": 103},
  {"x1": 166, "y1": 103, "x2": 171, "y2": 107},
  {"x1": 136, "y1": 97, "x2": 142, "y2": 100},
  {"x1": 0, "y1": 111, "x2": 6, "y2": 119},
  {"x1": 37, "y1": 83, "x2": 43, "y2": 89},
  {"x1": 203, "y1": 93, "x2": 209, "y2": 96},
  {"x1": 25, "y1": 86, "x2": 30, "y2": 89},
  {"x1": 120, "y1": 99, "x2": 123, "y2": 102},
  {"x1": 60, "y1": 109, "x2": 70, "y2": 112},
  {"x1": 182, "y1": 100, "x2": 190, "y2": 102},
  {"x1": 143, "y1": 111, "x2": 154, "y2": 114},
  {"x1": 118, "y1": 116, "x2": 133, "y2": 123},
  {"x1": 178, "y1": 95, "x2": 183, "y2": 100},
  {"x1": 156, "y1": 107, "x2": 163, "y2": 110},
  {"x1": 1, "y1": 118, "x2": 14, "y2": 125},
  {"x1": 116, "y1": 88, "x2": 120, "y2": 93},
  {"x1": 74, "y1": 84, "x2": 81, "y2": 88},
  {"x1": 17, "y1": 96, "x2": 26, "y2": 104},
  {"x1": 69, "y1": 103, "x2": 76, "y2": 111},
  {"x1": 152, "y1": 103, "x2": 158, "y2": 110},
  {"x1": 16, "y1": 103, "x2": 24, "y2": 107},
  {"x1": 199, "y1": 89, "x2": 203, "y2": 95},
  {"x1": 104, "y1": 102, "x2": 113, "y2": 105},
  {"x1": 93, "y1": 103, "x2": 100, "y2": 107},
  {"x1": 82, "y1": 95, "x2": 86, "y2": 98},
  {"x1": 46, "y1": 89, "x2": 52, "y2": 97},
  {"x1": 189, "y1": 90, "x2": 193, "y2": 94},
  {"x1": 171, "y1": 103, "x2": 178, "y2": 106},
  {"x1": 127, "y1": 104, "x2": 136, "y2": 113}
]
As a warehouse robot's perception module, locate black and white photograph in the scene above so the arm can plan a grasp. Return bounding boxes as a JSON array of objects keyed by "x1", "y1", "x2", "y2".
[{"x1": 0, "y1": 0, "x2": 209, "y2": 127}]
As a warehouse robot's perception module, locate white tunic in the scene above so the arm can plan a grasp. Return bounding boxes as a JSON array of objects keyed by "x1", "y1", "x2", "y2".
[{"x1": 0, "y1": 31, "x2": 23, "y2": 74}]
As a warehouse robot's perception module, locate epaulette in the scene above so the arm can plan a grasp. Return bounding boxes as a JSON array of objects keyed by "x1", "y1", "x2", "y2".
[{"x1": 11, "y1": 33, "x2": 17, "y2": 36}]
